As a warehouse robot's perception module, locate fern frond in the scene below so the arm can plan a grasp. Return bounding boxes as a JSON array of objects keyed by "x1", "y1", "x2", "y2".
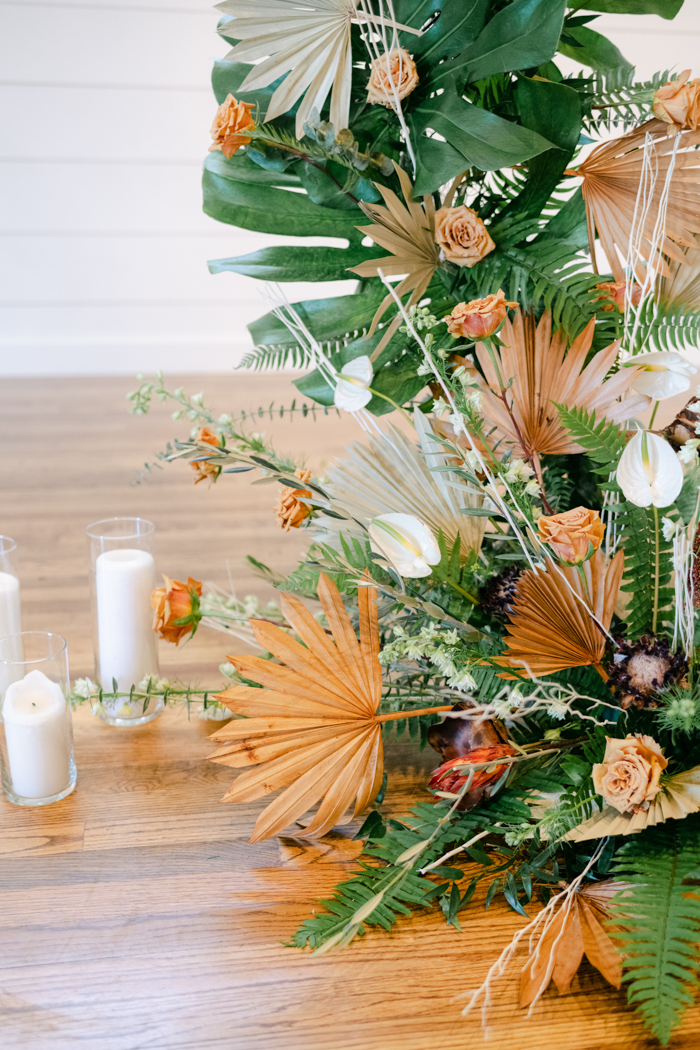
[
  {"x1": 584, "y1": 68, "x2": 672, "y2": 135},
  {"x1": 626, "y1": 297, "x2": 700, "y2": 355},
  {"x1": 239, "y1": 342, "x2": 314, "y2": 371},
  {"x1": 553, "y1": 404, "x2": 626, "y2": 474},
  {"x1": 617, "y1": 503, "x2": 675, "y2": 639},
  {"x1": 609, "y1": 816, "x2": 700, "y2": 1046}
]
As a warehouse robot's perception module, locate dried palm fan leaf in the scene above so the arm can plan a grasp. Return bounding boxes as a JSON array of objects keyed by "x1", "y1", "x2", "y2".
[
  {"x1": 520, "y1": 880, "x2": 623, "y2": 1007},
  {"x1": 566, "y1": 765, "x2": 700, "y2": 842},
  {"x1": 574, "y1": 118, "x2": 700, "y2": 283},
  {"x1": 474, "y1": 311, "x2": 650, "y2": 461},
  {"x1": 658, "y1": 244, "x2": 700, "y2": 308},
  {"x1": 350, "y1": 164, "x2": 440, "y2": 356},
  {"x1": 211, "y1": 574, "x2": 388, "y2": 842},
  {"x1": 216, "y1": 0, "x2": 421, "y2": 138},
  {"x1": 498, "y1": 549, "x2": 624, "y2": 679},
  {"x1": 317, "y1": 410, "x2": 486, "y2": 555}
]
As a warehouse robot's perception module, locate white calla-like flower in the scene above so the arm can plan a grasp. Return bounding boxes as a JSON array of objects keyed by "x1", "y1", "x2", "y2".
[
  {"x1": 368, "y1": 513, "x2": 441, "y2": 578},
  {"x1": 333, "y1": 356, "x2": 373, "y2": 412},
  {"x1": 625, "y1": 351, "x2": 697, "y2": 400},
  {"x1": 616, "y1": 430, "x2": 684, "y2": 508}
]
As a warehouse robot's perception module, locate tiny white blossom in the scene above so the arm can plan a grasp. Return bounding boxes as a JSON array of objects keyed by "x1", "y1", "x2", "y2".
[
  {"x1": 524, "y1": 479, "x2": 541, "y2": 497},
  {"x1": 432, "y1": 396, "x2": 450, "y2": 415},
  {"x1": 448, "y1": 412, "x2": 463, "y2": 432},
  {"x1": 546, "y1": 698, "x2": 570, "y2": 720},
  {"x1": 417, "y1": 361, "x2": 433, "y2": 376},
  {"x1": 678, "y1": 439, "x2": 700, "y2": 464},
  {"x1": 465, "y1": 390, "x2": 482, "y2": 411},
  {"x1": 448, "y1": 669, "x2": 477, "y2": 691},
  {"x1": 661, "y1": 515, "x2": 682, "y2": 541},
  {"x1": 464, "y1": 450, "x2": 482, "y2": 471},
  {"x1": 73, "y1": 677, "x2": 98, "y2": 699}
]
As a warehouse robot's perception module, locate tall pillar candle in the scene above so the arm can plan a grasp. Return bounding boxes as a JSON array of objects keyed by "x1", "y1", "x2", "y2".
[
  {"x1": 0, "y1": 571, "x2": 21, "y2": 642},
  {"x1": 2, "y1": 669, "x2": 71, "y2": 799},
  {"x1": 96, "y1": 548, "x2": 158, "y2": 690}
]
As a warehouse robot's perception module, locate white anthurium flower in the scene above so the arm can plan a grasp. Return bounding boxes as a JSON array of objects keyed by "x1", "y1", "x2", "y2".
[
  {"x1": 616, "y1": 429, "x2": 684, "y2": 508},
  {"x1": 624, "y1": 351, "x2": 697, "y2": 400},
  {"x1": 333, "y1": 356, "x2": 373, "y2": 412},
  {"x1": 368, "y1": 513, "x2": 441, "y2": 578}
]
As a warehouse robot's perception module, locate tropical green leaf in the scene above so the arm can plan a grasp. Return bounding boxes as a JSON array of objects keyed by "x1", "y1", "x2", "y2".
[
  {"x1": 575, "y1": 0, "x2": 683, "y2": 17},
  {"x1": 608, "y1": 816, "x2": 700, "y2": 1046},
  {"x1": 558, "y1": 25, "x2": 634, "y2": 73},
  {"x1": 208, "y1": 244, "x2": 379, "y2": 282},
  {"x1": 395, "y1": 0, "x2": 489, "y2": 61}
]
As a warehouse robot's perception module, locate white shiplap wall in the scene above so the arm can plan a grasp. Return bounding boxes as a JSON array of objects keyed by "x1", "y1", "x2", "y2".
[{"x1": 0, "y1": 0, "x2": 698, "y2": 376}]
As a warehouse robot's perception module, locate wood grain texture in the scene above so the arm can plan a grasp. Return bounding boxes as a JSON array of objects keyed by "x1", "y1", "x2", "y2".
[{"x1": 1, "y1": 374, "x2": 699, "y2": 1049}]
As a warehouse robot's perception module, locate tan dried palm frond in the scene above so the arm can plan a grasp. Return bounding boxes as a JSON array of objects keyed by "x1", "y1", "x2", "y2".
[
  {"x1": 520, "y1": 880, "x2": 622, "y2": 1006},
  {"x1": 318, "y1": 411, "x2": 486, "y2": 555},
  {"x1": 350, "y1": 164, "x2": 440, "y2": 356},
  {"x1": 210, "y1": 573, "x2": 385, "y2": 842},
  {"x1": 474, "y1": 311, "x2": 650, "y2": 460},
  {"x1": 499, "y1": 549, "x2": 624, "y2": 679},
  {"x1": 658, "y1": 244, "x2": 700, "y2": 307},
  {"x1": 216, "y1": 0, "x2": 420, "y2": 138},
  {"x1": 566, "y1": 765, "x2": 700, "y2": 841},
  {"x1": 575, "y1": 118, "x2": 700, "y2": 283}
]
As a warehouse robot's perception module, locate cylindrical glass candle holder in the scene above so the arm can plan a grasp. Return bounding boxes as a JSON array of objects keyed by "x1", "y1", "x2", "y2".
[
  {"x1": 0, "y1": 537, "x2": 22, "y2": 647},
  {"x1": 0, "y1": 632, "x2": 77, "y2": 806},
  {"x1": 86, "y1": 518, "x2": 162, "y2": 726}
]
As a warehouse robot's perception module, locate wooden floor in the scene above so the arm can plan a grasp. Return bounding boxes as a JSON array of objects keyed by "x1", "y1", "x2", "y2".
[{"x1": 1, "y1": 374, "x2": 698, "y2": 1049}]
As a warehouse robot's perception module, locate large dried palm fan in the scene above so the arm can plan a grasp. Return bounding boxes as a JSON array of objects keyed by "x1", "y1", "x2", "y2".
[
  {"x1": 474, "y1": 311, "x2": 650, "y2": 462},
  {"x1": 575, "y1": 118, "x2": 700, "y2": 283}
]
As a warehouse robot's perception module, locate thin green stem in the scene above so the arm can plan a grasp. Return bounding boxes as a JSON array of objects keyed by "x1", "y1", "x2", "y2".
[
  {"x1": 444, "y1": 577, "x2": 479, "y2": 605},
  {"x1": 649, "y1": 400, "x2": 660, "y2": 429},
  {"x1": 653, "y1": 504, "x2": 660, "y2": 635},
  {"x1": 367, "y1": 386, "x2": 414, "y2": 426}
]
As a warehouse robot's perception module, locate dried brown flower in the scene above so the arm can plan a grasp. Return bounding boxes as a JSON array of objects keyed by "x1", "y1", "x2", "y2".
[
  {"x1": 275, "y1": 468, "x2": 313, "y2": 532},
  {"x1": 208, "y1": 93, "x2": 255, "y2": 159},
  {"x1": 607, "y1": 635, "x2": 689, "y2": 709},
  {"x1": 653, "y1": 70, "x2": 700, "y2": 136},
  {"x1": 537, "y1": 507, "x2": 605, "y2": 565},
  {"x1": 190, "y1": 427, "x2": 221, "y2": 485},
  {"x1": 428, "y1": 744, "x2": 518, "y2": 810},
  {"x1": 479, "y1": 565, "x2": 521, "y2": 618},
  {"x1": 434, "y1": 205, "x2": 495, "y2": 268},
  {"x1": 662, "y1": 395, "x2": 700, "y2": 450},
  {"x1": 594, "y1": 280, "x2": 642, "y2": 313},
  {"x1": 151, "y1": 575, "x2": 203, "y2": 645},
  {"x1": 445, "y1": 290, "x2": 518, "y2": 339},
  {"x1": 366, "y1": 48, "x2": 418, "y2": 107}
]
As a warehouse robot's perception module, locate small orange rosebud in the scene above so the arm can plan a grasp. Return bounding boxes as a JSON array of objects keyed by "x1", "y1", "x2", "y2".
[
  {"x1": 538, "y1": 506, "x2": 604, "y2": 565},
  {"x1": 275, "y1": 469, "x2": 313, "y2": 532},
  {"x1": 652, "y1": 70, "x2": 700, "y2": 136},
  {"x1": 209, "y1": 93, "x2": 255, "y2": 159},
  {"x1": 445, "y1": 289, "x2": 518, "y2": 339},
  {"x1": 191, "y1": 427, "x2": 220, "y2": 485},
  {"x1": 428, "y1": 744, "x2": 518, "y2": 810},
  {"x1": 595, "y1": 280, "x2": 642, "y2": 313},
  {"x1": 151, "y1": 575, "x2": 203, "y2": 645}
]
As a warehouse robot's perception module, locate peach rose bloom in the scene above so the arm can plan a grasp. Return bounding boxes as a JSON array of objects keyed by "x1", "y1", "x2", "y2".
[
  {"x1": 595, "y1": 280, "x2": 642, "y2": 313},
  {"x1": 191, "y1": 426, "x2": 220, "y2": 485},
  {"x1": 275, "y1": 469, "x2": 313, "y2": 532},
  {"x1": 445, "y1": 290, "x2": 518, "y2": 339},
  {"x1": 653, "y1": 70, "x2": 700, "y2": 136},
  {"x1": 209, "y1": 94, "x2": 255, "y2": 159},
  {"x1": 538, "y1": 506, "x2": 604, "y2": 564},
  {"x1": 592, "y1": 734, "x2": 668, "y2": 814},
  {"x1": 366, "y1": 49, "x2": 418, "y2": 107},
  {"x1": 434, "y1": 206, "x2": 495, "y2": 268},
  {"x1": 152, "y1": 576, "x2": 203, "y2": 645}
]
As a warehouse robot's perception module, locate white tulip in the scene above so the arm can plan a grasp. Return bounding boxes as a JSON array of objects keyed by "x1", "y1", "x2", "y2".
[
  {"x1": 333, "y1": 356, "x2": 373, "y2": 411},
  {"x1": 368, "y1": 513, "x2": 441, "y2": 578},
  {"x1": 625, "y1": 351, "x2": 697, "y2": 400},
  {"x1": 616, "y1": 430, "x2": 684, "y2": 508}
]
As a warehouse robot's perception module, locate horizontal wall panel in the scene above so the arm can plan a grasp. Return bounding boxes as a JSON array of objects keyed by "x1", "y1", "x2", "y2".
[
  {"x1": 1, "y1": 1, "x2": 211, "y2": 11},
  {"x1": 0, "y1": 4, "x2": 225, "y2": 89},
  {"x1": 0, "y1": 85, "x2": 218, "y2": 161},
  {"x1": 0, "y1": 234, "x2": 357, "y2": 301}
]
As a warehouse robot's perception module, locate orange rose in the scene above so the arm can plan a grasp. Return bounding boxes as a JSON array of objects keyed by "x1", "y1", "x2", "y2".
[
  {"x1": 592, "y1": 734, "x2": 667, "y2": 814},
  {"x1": 209, "y1": 94, "x2": 255, "y2": 159},
  {"x1": 366, "y1": 48, "x2": 419, "y2": 108},
  {"x1": 653, "y1": 70, "x2": 700, "y2": 136},
  {"x1": 275, "y1": 469, "x2": 313, "y2": 532},
  {"x1": 434, "y1": 206, "x2": 495, "y2": 268},
  {"x1": 429, "y1": 744, "x2": 518, "y2": 810},
  {"x1": 445, "y1": 290, "x2": 518, "y2": 339},
  {"x1": 538, "y1": 506, "x2": 604, "y2": 565},
  {"x1": 151, "y1": 575, "x2": 203, "y2": 645},
  {"x1": 595, "y1": 280, "x2": 642, "y2": 313},
  {"x1": 190, "y1": 427, "x2": 221, "y2": 485}
]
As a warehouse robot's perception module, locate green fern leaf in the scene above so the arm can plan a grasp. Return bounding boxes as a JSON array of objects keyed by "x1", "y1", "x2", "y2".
[
  {"x1": 553, "y1": 404, "x2": 625, "y2": 474},
  {"x1": 609, "y1": 817, "x2": 700, "y2": 1046},
  {"x1": 626, "y1": 297, "x2": 700, "y2": 355}
]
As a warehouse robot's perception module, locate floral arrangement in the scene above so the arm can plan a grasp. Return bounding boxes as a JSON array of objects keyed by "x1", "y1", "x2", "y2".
[{"x1": 128, "y1": 0, "x2": 700, "y2": 1044}]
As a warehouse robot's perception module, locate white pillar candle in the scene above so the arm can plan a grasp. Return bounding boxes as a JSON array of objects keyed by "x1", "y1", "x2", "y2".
[
  {"x1": 2, "y1": 669, "x2": 71, "y2": 798},
  {"x1": 96, "y1": 548, "x2": 158, "y2": 691},
  {"x1": 0, "y1": 571, "x2": 21, "y2": 642}
]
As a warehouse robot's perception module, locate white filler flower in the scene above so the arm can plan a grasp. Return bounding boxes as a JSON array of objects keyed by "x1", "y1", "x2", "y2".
[
  {"x1": 616, "y1": 430, "x2": 684, "y2": 508},
  {"x1": 334, "y1": 356, "x2": 373, "y2": 412},
  {"x1": 368, "y1": 513, "x2": 441, "y2": 578},
  {"x1": 625, "y1": 351, "x2": 697, "y2": 400}
]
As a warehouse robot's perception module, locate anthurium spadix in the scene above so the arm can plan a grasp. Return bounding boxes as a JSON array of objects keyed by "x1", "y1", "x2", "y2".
[
  {"x1": 623, "y1": 351, "x2": 697, "y2": 400},
  {"x1": 616, "y1": 429, "x2": 683, "y2": 508},
  {"x1": 334, "y1": 356, "x2": 373, "y2": 412},
  {"x1": 368, "y1": 513, "x2": 441, "y2": 578}
]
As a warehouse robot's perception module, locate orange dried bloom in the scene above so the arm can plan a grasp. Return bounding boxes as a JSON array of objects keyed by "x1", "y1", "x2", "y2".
[
  {"x1": 445, "y1": 289, "x2": 518, "y2": 339},
  {"x1": 653, "y1": 70, "x2": 700, "y2": 136},
  {"x1": 538, "y1": 506, "x2": 605, "y2": 565},
  {"x1": 152, "y1": 575, "x2": 203, "y2": 645},
  {"x1": 190, "y1": 427, "x2": 220, "y2": 485},
  {"x1": 275, "y1": 469, "x2": 313, "y2": 532},
  {"x1": 595, "y1": 280, "x2": 642, "y2": 312},
  {"x1": 209, "y1": 94, "x2": 255, "y2": 159},
  {"x1": 428, "y1": 743, "x2": 518, "y2": 810}
]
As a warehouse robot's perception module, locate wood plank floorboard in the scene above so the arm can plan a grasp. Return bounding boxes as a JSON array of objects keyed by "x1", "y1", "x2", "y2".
[{"x1": 0, "y1": 374, "x2": 697, "y2": 1049}]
